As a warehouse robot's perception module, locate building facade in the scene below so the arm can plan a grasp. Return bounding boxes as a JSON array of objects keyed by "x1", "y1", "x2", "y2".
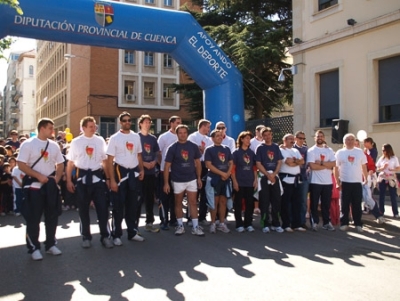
[
  {"x1": 290, "y1": 0, "x2": 400, "y2": 151},
  {"x1": 36, "y1": 0, "x2": 196, "y2": 138}
]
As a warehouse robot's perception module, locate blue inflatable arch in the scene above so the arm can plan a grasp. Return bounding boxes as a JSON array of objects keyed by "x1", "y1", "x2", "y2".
[{"x1": 0, "y1": 0, "x2": 244, "y2": 137}]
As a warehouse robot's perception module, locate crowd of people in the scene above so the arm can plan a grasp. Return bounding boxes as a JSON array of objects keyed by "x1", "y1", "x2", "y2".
[{"x1": 1, "y1": 114, "x2": 399, "y2": 261}]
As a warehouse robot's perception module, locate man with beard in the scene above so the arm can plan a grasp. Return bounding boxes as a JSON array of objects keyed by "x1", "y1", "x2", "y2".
[
  {"x1": 307, "y1": 130, "x2": 336, "y2": 231},
  {"x1": 107, "y1": 112, "x2": 145, "y2": 245},
  {"x1": 163, "y1": 125, "x2": 204, "y2": 236}
]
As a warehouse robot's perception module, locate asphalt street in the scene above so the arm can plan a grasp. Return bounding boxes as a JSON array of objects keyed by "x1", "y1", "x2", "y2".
[{"x1": 0, "y1": 201, "x2": 399, "y2": 301}]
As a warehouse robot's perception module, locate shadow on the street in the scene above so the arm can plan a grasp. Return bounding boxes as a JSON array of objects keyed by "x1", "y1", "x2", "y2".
[{"x1": 0, "y1": 207, "x2": 400, "y2": 301}]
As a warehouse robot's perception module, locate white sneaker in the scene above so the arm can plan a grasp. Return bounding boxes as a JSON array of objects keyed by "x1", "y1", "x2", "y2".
[
  {"x1": 113, "y1": 238, "x2": 123, "y2": 246},
  {"x1": 271, "y1": 226, "x2": 284, "y2": 233},
  {"x1": 102, "y1": 237, "x2": 114, "y2": 248},
  {"x1": 31, "y1": 250, "x2": 43, "y2": 261},
  {"x1": 312, "y1": 224, "x2": 318, "y2": 232},
  {"x1": 46, "y1": 246, "x2": 62, "y2": 256},
  {"x1": 356, "y1": 226, "x2": 363, "y2": 233},
  {"x1": 340, "y1": 225, "x2": 349, "y2": 231},
  {"x1": 174, "y1": 225, "x2": 185, "y2": 236},
  {"x1": 236, "y1": 226, "x2": 245, "y2": 233},
  {"x1": 294, "y1": 227, "x2": 306, "y2": 232},
  {"x1": 191, "y1": 226, "x2": 205, "y2": 236},
  {"x1": 246, "y1": 226, "x2": 255, "y2": 232},
  {"x1": 284, "y1": 227, "x2": 294, "y2": 233},
  {"x1": 210, "y1": 223, "x2": 216, "y2": 234},
  {"x1": 200, "y1": 220, "x2": 211, "y2": 226},
  {"x1": 81, "y1": 240, "x2": 91, "y2": 248},
  {"x1": 377, "y1": 216, "x2": 386, "y2": 224},
  {"x1": 217, "y1": 223, "x2": 230, "y2": 233},
  {"x1": 262, "y1": 226, "x2": 270, "y2": 233},
  {"x1": 131, "y1": 234, "x2": 145, "y2": 241},
  {"x1": 322, "y1": 222, "x2": 335, "y2": 231}
]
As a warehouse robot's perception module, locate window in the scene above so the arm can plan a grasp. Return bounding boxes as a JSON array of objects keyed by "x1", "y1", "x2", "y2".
[
  {"x1": 124, "y1": 80, "x2": 135, "y2": 95},
  {"x1": 100, "y1": 117, "x2": 116, "y2": 139},
  {"x1": 144, "y1": 52, "x2": 154, "y2": 66},
  {"x1": 318, "y1": 0, "x2": 338, "y2": 11},
  {"x1": 163, "y1": 54, "x2": 173, "y2": 68},
  {"x1": 379, "y1": 55, "x2": 400, "y2": 123},
  {"x1": 319, "y1": 70, "x2": 339, "y2": 127},
  {"x1": 145, "y1": 0, "x2": 155, "y2": 4},
  {"x1": 144, "y1": 82, "x2": 155, "y2": 97},
  {"x1": 29, "y1": 65, "x2": 34, "y2": 77},
  {"x1": 164, "y1": 0, "x2": 173, "y2": 6},
  {"x1": 163, "y1": 84, "x2": 174, "y2": 98},
  {"x1": 124, "y1": 50, "x2": 135, "y2": 65}
]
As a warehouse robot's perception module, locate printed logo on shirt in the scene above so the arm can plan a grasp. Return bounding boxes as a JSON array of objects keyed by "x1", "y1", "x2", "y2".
[
  {"x1": 41, "y1": 148, "x2": 49, "y2": 162},
  {"x1": 267, "y1": 150, "x2": 274, "y2": 161},
  {"x1": 201, "y1": 140, "x2": 206, "y2": 148},
  {"x1": 86, "y1": 145, "x2": 95, "y2": 159},
  {"x1": 320, "y1": 154, "x2": 325, "y2": 161},
  {"x1": 181, "y1": 149, "x2": 189, "y2": 161},
  {"x1": 348, "y1": 155, "x2": 355, "y2": 164},
  {"x1": 144, "y1": 143, "x2": 151, "y2": 154},
  {"x1": 218, "y1": 152, "x2": 226, "y2": 163},
  {"x1": 126, "y1": 141, "x2": 134, "y2": 154},
  {"x1": 243, "y1": 153, "x2": 250, "y2": 164}
]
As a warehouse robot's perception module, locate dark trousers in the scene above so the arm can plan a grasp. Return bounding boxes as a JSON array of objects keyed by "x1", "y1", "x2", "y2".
[
  {"x1": 76, "y1": 181, "x2": 110, "y2": 241},
  {"x1": 309, "y1": 183, "x2": 333, "y2": 226},
  {"x1": 378, "y1": 181, "x2": 399, "y2": 216},
  {"x1": 234, "y1": 186, "x2": 254, "y2": 228},
  {"x1": 259, "y1": 176, "x2": 281, "y2": 228},
  {"x1": 23, "y1": 187, "x2": 58, "y2": 253},
  {"x1": 159, "y1": 173, "x2": 176, "y2": 225},
  {"x1": 281, "y1": 182, "x2": 301, "y2": 229},
  {"x1": 341, "y1": 182, "x2": 363, "y2": 226},
  {"x1": 112, "y1": 177, "x2": 141, "y2": 239},
  {"x1": 198, "y1": 164, "x2": 209, "y2": 221},
  {"x1": 14, "y1": 188, "x2": 23, "y2": 213},
  {"x1": 139, "y1": 174, "x2": 156, "y2": 225}
]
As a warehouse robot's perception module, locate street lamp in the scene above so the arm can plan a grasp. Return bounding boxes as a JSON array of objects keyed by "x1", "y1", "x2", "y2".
[{"x1": 278, "y1": 65, "x2": 298, "y2": 82}]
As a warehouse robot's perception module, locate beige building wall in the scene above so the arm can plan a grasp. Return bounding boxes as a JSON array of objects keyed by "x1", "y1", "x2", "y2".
[{"x1": 290, "y1": 0, "x2": 400, "y2": 152}]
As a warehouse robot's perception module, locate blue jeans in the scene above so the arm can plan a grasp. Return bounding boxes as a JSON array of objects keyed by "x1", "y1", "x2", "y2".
[
  {"x1": 378, "y1": 181, "x2": 399, "y2": 216},
  {"x1": 296, "y1": 179, "x2": 309, "y2": 225}
]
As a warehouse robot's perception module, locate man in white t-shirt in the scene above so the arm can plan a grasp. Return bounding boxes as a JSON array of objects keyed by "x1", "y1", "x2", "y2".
[
  {"x1": 17, "y1": 118, "x2": 64, "y2": 261},
  {"x1": 188, "y1": 119, "x2": 212, "y2": 225},
  {"x1": 215, "y1": 121, "x2": 235, "y2": 153},
  {"x1": 107, "y1": 112, "x2": 145, "y2": 245},
  {"x1": 250, "y1": 125, "x2": 265, "y2": 153},
  {"x1": 334, "y1": 133, "x2": 368, "y2": 232},
  {"x1": 307, "y1": 130, "x2": 336, "y2": 231},
  {"x1": 66, "y1": 116, "x2": 113, "y2": 249},
  {"x1": 279, "y1": 134, "x2": 305, "y2": 232},
  {"x1": 157, "y1": 116, "x2": 181, "y2": 230}
]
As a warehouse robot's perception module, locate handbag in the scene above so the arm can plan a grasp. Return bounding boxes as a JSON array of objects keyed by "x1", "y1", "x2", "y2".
[{"x1": 22, "y1": 140, "x2": 50, "y2": 187}]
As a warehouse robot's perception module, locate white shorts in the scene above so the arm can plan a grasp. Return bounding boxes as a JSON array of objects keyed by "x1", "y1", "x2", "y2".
[{"x1": 172, "y1": 179, "x2": 198, "y2": 194}]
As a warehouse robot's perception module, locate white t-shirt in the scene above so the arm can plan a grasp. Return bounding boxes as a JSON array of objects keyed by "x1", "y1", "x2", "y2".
[
  {"x1": 376, "y1": 156, "x2": 400, "y2": 175},
  {"x1": 17, "y1": 137, "x2": 64, "y2": 188},
  {"x1": 107, "y1": 130, "x2": 142, "y2": 169},
  {"x1": 250, "y1": 137, "x2": 263, "y2": 153},
  {"x1": 158, "y1": 130, "x2": 178, "y2": 171},
  {"x1": 11, "y1": 166, "x2": 24, "y2": 189},
  {"x1": 335, "y1": 147, "x2": 367, "y2": 183},
  {"x1": 67, "y1": 135, "x2": 107, "y2": 170},
  {"x1": 279, "y1": 148, "x2": 302, "y2": 183},
  {"x1": 307, "y1": 145, "x2": 336, "y2": 184},
  {"x1": 188, "y1": 131, "x2": 212, "y2": 161},
  {"x1": 222, "y1": 135, "x2": 235, "y2": 153}
]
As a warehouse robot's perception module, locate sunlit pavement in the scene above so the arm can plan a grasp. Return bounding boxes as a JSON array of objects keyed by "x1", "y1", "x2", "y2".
[{"x1": 0, "y1": 200, "x2": 399, "y2": 301}]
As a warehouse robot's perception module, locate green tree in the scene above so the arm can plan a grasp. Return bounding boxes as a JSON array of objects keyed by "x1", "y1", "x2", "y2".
[
  {"x1": 0, "y1": 1, "x2": 23, "y2": 59},
  {"x1": 181, "y1": 0, "x2": 292, "y2": 119}
]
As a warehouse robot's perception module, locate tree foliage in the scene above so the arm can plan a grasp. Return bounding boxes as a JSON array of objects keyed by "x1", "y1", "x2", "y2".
[
  {"x1": 0, "y1": 0, "x2": 23, "y2": 15},
  {"x1": 0, "y1": 1, "x2": 23, "y2": 59},
  {"x1": 180, "y1": 0, "x2": 293, "y2": 119}
]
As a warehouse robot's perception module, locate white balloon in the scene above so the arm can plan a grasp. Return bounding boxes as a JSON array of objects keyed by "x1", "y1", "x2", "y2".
[{"x1": 357, "y1": 130, "x2": 367, "y2": 141}]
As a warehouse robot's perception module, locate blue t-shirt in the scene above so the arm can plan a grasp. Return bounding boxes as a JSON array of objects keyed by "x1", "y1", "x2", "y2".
[
  {"x1": 165, "y1": 140, "x2": 201, "y2": 182},
  {"x1": 204, "y1": 145, "x2": 233, "y2": 178},
  {"x1": 294, "y1": 144, "x2": 308, "y2": 178},
  {"x1": 232, "y1": 147, "x2": 256, "y2": 187},
  {"x1": 139, "y1": 133, "x2": 160, "y2": 175},
  {"x1": 255, "y1": 143, "x2": 283, "y2": 171}
]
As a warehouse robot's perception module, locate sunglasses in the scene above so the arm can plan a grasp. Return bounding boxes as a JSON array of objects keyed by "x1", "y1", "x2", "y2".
[
  {"x1": 217, "y1": 127, "x2": 226, "y2": 130},
  {"x1": 121, "y1": 119, "x2": 132, "y2": 123}
]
